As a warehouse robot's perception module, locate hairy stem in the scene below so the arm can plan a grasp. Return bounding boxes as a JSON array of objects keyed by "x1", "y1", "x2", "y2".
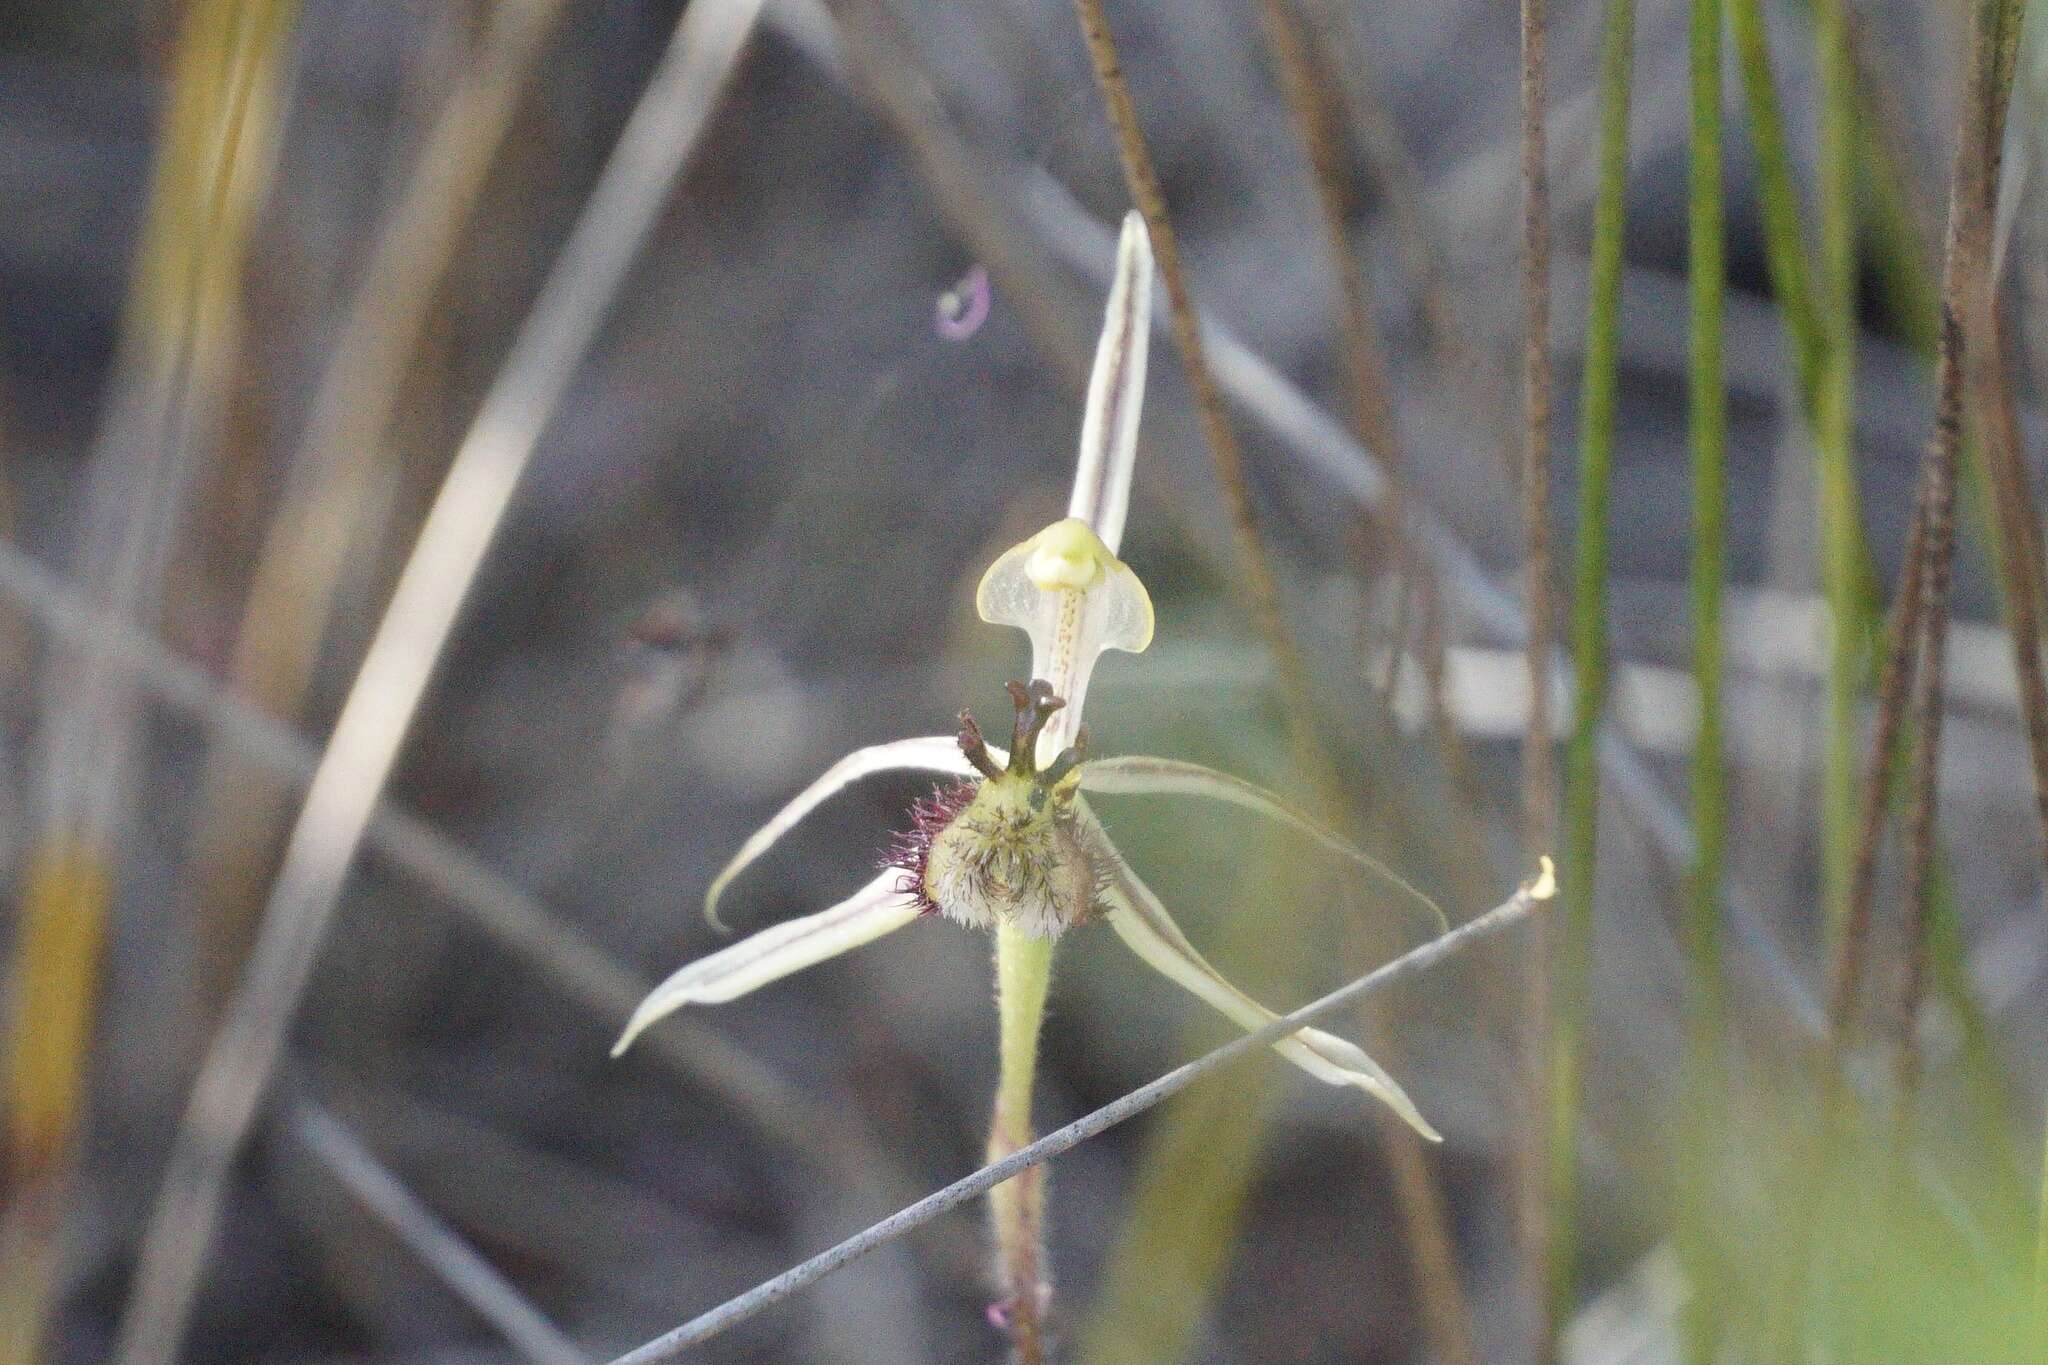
[{"x1": 990, "y1": 923, "x2": 1055, "y2": 1364}]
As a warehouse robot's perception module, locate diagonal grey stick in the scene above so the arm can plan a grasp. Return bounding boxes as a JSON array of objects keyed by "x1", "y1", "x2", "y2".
[
  {"x1": 604, "y1": 870, "x2": 1554, "y2": 1364},
  {"x1": 112, "y1": 3, "x2": 766, "y2": 1360},
  {"x1": 288, "y1": 1097, "x2": 594, "y2": 1365}
]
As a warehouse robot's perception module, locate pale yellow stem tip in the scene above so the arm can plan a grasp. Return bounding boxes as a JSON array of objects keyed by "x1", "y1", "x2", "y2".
[{"x1": 1529, "y1": 856, "x2": 1557, "y2": 902}]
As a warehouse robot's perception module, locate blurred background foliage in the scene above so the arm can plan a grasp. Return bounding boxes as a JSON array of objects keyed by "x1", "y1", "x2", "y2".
[{"x1": 0, "y1": 0, "x2": 2045, "y2": 1362}]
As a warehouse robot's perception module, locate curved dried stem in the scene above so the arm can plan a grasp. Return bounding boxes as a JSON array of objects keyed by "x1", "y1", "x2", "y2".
[{"x1": 1080, "y1": 754, "x2": 1446, "y2": 932}]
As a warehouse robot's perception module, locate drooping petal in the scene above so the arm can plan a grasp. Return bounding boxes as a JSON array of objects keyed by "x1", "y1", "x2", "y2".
[
  {"x1": 1080, "y1": 755, "x2": 1447, "y2": 933},
  {"x1": 615, "y1": 870, "x2": 917, "y2": 1056},
  {"x1": 1090, "y1": 827, "x2": 1439, "y2": 1140},
  {"x1": 976, "y1": 520, "x2": 1153, "y2": 756},
  {"x1": 1067, "y1": 209, "x2": 1152, "y2": 555},
  {"x1": 704, "y1": 735, "x2": 974, "y2": 928}
]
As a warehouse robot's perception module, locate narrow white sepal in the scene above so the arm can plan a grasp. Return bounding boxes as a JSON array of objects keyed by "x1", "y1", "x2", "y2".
[
  {"x1": 704, "y1": 735, "x2": 973, "y2": 928},
  {"x1": 616, "y1": 870, "x2": 918, "y2": 1056},
  {"x1": 1090, "y1": 822, "x2": 1439, "y2": 1140},
  {"x1": 1079, "y1": 755, "x2": 1447, "y2": 933},
  {"x1": 1068, "y1": 209, "x2": 1152, "y2": 555}
]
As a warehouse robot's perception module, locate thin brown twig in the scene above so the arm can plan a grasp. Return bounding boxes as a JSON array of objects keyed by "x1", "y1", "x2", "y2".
[
  {"x1": 1517, "y1": 0, "x2": 1558, "y2": 1358},
  {"x1": 1820, "y1": 0, "x2": 2021, "y2": 1052},
  {"x1": 1293, "y1": 0, "x2": 1463, "y2": 368},
  {"x1": 1372, "y1": 1108, "x2": 1479, "y2": 1365},
  {"x1": 1246, "y1": 14, "x2": 1479, "y2": 1358},
  {"x1": 1517, "y1": 0, "x2": 1557, "y2": 876},
  {"x1": 1825, "y1": 492, "x2": 1927, "y2": 1038},
  {"x1": 1894, "y1": 0, "x2": 2027, "y2": 1123},
  {"x1": 1246, "y1": 0, "x2": 1462, "y2": 789},
  {"x1": 1244, "y1": 0, "x2": 1403, "y2": 523},
  {"x1": 1290, "y1": 0, "x2": 1527, "y2": 514},
  {"x1": 1249, "y1": 0, "x2": 1400, "y2": 478},
  {"x1": 1980, "y1": 304, "x2": 2048, "y2": 847},
  {"x1": 1281, "y1": 4, "x2": 1485, "y2": 811},
  {"x1": 818, "y1": 0, "x2": 1095, "y2": 395},
  {"x1": 1066, "y1": 9, "x2": 1483, "y2": 1363},
  {"x1": 1778, "y1": 486, "x2": 1929, "y2": 1355},
  {"x1": 1068, "y1": 0, "x2": 1313, "y2": 718}
]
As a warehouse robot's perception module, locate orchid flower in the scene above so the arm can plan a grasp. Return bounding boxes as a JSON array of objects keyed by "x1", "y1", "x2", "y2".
[
  {"x1": 616, "y1": 209, "x2": 1442, "y2": 1129},
  {"x1": 616, "y1": 211, "x2": 1448, "y2": 1350}
]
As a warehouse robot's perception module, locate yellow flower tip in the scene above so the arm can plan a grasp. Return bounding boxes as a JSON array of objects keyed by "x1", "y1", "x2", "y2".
[
  {"x1": 978, "y1": 519, "x2": 1154, "y2": 644},
  {"x1": 1529, "y1": 855, "x2": 1557, "y2": 902},
  {"x1": 1023, "y1": 517, "x2": 1109, "y2": 590}
]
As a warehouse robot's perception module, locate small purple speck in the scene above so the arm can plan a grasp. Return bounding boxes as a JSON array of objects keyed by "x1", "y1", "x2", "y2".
[
  {"x1": 985, "y1": 1300, "x2": 1011, "y2": 1330},
  {"x1": 936, "y1": 265, "x2": 991, "y2": 340}
]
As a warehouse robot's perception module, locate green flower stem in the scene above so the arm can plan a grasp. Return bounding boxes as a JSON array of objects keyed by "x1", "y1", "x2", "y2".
[{"x1": 990, "y1": 921, "x2": 1056, "y2": 1364}]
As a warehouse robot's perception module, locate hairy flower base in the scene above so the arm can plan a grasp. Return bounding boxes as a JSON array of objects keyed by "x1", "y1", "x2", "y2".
[
  {"x1": 890, "y1": 776, "x2": 1103, "y2": 939},
  {"x1": 885, "y1": 680, "x2": 1100, "y2": 939}
]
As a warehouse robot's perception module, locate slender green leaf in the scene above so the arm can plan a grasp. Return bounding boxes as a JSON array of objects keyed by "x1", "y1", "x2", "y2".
[{"x1": 1550, "y1": 0, "x2": 1636, "y2": 1332}]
